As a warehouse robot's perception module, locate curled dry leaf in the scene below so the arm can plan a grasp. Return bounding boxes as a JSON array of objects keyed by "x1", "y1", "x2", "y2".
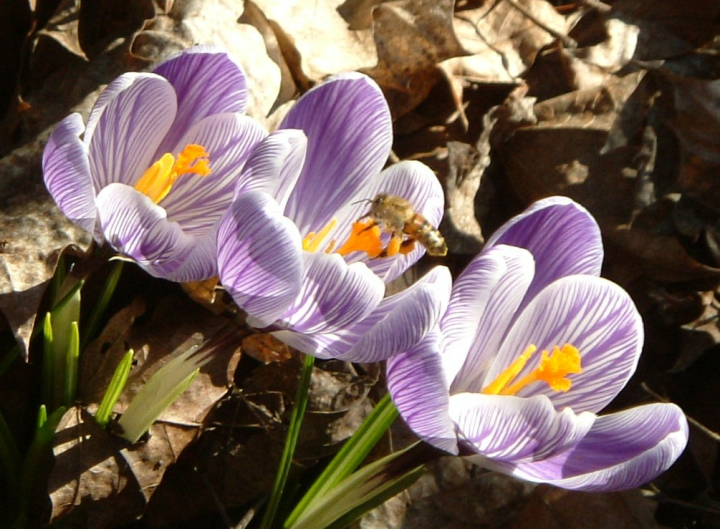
[
  {"x1": 252, "y1": 0, "x2": 377, "y2": 81},
  {"x1": 365, "y1": 0, "x2": 466, "y2": 117},
  {"x1": 449, "y1": 0, "x2": 569, "y2": 83}
]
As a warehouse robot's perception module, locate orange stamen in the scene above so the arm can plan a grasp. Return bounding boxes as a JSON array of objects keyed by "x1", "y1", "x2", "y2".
[
  {"x1": 135, "y1": 144, "x2": 211, "y2": 204},
  {"x1": 335, "y1": 219, "x2": 383, "y2": 258},
  {"x1": 303, "y1": 218, "x2": 338, "y2": 252},
  {"x1": 482, "y1": 344, "x2": 582, "y2": 396}
]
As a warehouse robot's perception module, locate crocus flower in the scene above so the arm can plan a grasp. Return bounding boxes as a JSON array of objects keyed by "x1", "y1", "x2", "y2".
[
  {"x1": 43, "y1": 46, "x2": 268, "y2": 281},
  {"x1": 386, "y1": 197, "x2": 688, "y2": 491},
  {"x1": 217, "y1": 73, "x2": 451, "y2": 362}
]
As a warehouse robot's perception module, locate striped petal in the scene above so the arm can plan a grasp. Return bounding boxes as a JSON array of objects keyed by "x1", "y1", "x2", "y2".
[
  {"x1": 450, "y1": 246, "x2": 534, "y2": 394},
  {"x1": 272, "y1": 266, "x2": 450, "y2": 361},
  {"x1": 152, "y1": 46, "x2": 249, "y2": 155},
  {"x1": 492, "y1": 275, "x2": 643, "y2": 413},
  {"x1": 276, "y1": 252, "x2": 384, "y2": 334},
  {"x1": 439, "y1": 246, "x2": 512, "y2": 388},
  {"x1": 217, "y1": 190, "x2": 303, "y2": 327},
  {"x1": 485, "y1": 197, "x2": 603, "y2": 302},
  {"x1": 242, "y1": 129, "x2": 307, "y2": 209},
  {"x1": 494, "y1": 403, "x2": 689, "y2": 491},
  {"x1": 159, "y1": 113, "x2": 267, "y2": 237},
  {"x1": 84, "y1": 72, "x2": 144, "y2": 149},
  {"x1": 87, "y1": 74, "x2": 176, "y2": 190},
  {"x1": 387, "y1": 329, "x2": 458, "y2": 454},
  {"x1": 449, "y1": 393, "x2": 596, "y2": 462},
  {"x1": 96, "y1": 183, "x2": 194, "y2": 279},
  {"x1": 43, "y1": 113, "x2": 97, "y2": 236},
  {"x1": 280, "y1": 73, "x2": 392, "y2": 235}
]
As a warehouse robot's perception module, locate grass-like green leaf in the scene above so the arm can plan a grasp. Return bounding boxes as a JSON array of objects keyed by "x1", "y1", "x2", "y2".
[{"x1": 96, "y1": 349, "x2": 134, "y2": 427}]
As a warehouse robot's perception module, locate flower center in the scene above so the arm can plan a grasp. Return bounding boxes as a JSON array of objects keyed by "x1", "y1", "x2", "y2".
[
  {"x1": 481, "y1": 344, "x2": 582, "y2": 396},
  {"x1": 301, "y1": 218, "x2": 412, "y2": 258},
  {"x1": 134, "y1": 144, "x2": 211, "y2": 204}
]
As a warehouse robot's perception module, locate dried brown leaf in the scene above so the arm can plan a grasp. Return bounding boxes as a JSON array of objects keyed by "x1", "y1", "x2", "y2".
[
  {"x1": 366, "y1": 0, "x2": 465, "y2": 117},
  {"x1": 239, "y1": 0, "x2": 297, "y2": 111},
  {"x1": 252, "y1": 0, "x2": 377, "y2": 81},
  {"x1": 449, "y1": 0, "x2": 569, "y2": 82}
]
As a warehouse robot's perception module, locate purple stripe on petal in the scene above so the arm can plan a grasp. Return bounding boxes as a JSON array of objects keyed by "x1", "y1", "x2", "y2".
[
  {"x1": 43, "y1": 114, "x2": 98, "y2": 235},
  {"x1": 88, "y1": 75, "x2": 177, "y2": 190},
  {"x1": 485, "y1": 197, "x2": 603, "y2": 302},
  {"x1": 449, "y1": 393, "x2": 596, "y2": 463},
  {"x1": 277, "y1": 252, "x2": 384, "y2": 334},
  {"x1": 272, "y1": 266, "x2": 450, "y2": 361},
  {"x1": 498, "y1": 403, "x2": 688, "y2": 491},
  {"x1": 280, "y1": 73, "x2": 392, "y2": 235},
  {"x1": 164, "y1": 227, "x2": 219, "y2": 282},
  {"x1": 160, "y1": 113, "x2": 267, "y2": 236},
  {"x1": 84, "y1": 72, "x2": 143, "y2": 147},
  {"x1": 238, "y1": 129, "x2": 307, "y2": 207},
  {"x1": 451, "y1": 246, "x2": 534, "y2": 394},
  {"x1": 338, "y1": 266, "x2": 451, "y2": 362},
  {"x1": 152, "y1": 47, "x2": 249, "y2": 154},
  {"x1": 96, "y1": 184, "x2": 194, "y2": 279},
  {"x1": 217, "y1": 190, "x2": 303, "y2": 327},
  {"x1": 439, "y1": 247, "x2": 509, "y2": 388},
  {"x1": 387, "y1": 330, "x2": 459, "y2": 454},
  {"x1": 495, "y1": 276, "x2": 643, "y2": 413},
  {"x1": 271, "y1": 329, "x2": 342, "y2": 359}
]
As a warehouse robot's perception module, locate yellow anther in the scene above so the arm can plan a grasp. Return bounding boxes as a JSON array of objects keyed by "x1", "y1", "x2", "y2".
[
  {"x1": 135, "y1": 144, "x2": 211, "y2": 204},
  {"x1": 482, "y1": 344, "x2": 582, "y2": 396},
  {"x1": 335, "y1": 219, "x2": 383, "y2": 258},
  {"x1": 303, "y1": 218, "x2": 338, "y2": 252}
]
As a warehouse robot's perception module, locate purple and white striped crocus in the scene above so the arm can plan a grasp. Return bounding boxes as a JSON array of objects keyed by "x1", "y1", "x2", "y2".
[
  {"x1": 217, "y1": 73, "x2": 451, "y2": 362},
  {"x1": 386, "y1": 197, "x2": 688, "y2": 491},
  {"x1": 42, "y1": 46, "x2": 268, "y2": 281}
]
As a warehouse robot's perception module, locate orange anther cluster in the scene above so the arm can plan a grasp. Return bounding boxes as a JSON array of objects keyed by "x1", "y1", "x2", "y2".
[
  {"x1": 135, "y1": 144, "x2": 211, "y2": 204},
  {"x1": 482, "y1": 344, "x2": 582, "y2": 396}
]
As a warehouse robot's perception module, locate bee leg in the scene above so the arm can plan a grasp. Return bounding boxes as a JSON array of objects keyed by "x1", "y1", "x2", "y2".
[
  {"x1": 399, "y1": 239, "x2": 416, "y2": 255},
  {"x1": 379, "y1": 233, "x2": 404, "y2": 257}
]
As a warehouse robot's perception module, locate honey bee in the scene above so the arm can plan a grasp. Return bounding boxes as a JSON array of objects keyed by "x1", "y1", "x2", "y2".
[{"x1": 360, "y1": 194, "x2": 447, "y2": 257}]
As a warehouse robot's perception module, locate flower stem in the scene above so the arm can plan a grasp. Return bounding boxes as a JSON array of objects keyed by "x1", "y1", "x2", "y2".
[{"x1": 260, "y1": 353, "x2": 315, "y2": 529}]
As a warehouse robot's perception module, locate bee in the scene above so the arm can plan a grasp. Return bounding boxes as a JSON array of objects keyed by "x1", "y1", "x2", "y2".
[{"x1": 359, "y1": 194, "x2": 447, "y2": 257}]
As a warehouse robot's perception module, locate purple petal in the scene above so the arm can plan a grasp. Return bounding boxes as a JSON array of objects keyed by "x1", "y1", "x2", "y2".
[
  {"x1": 450, "y1": 246, "x2": 534, "y2": 394},
  {"x1": 485, "y1": 197, "x2": 603, "y2": 302},
  {"x1": 340, "y1": 266, "x2": 451, "y2": 362},
  {"x1": 492, "y1": 275, "x2": 643, "y2": 413},
  {"x1": 217, "y1": 190, "x2": 303, "y2": 327},
  {"x1": 439, "y1": 246, "x2": 513, "y2": 388},
  {"x1": 239, "y1": 129, "x2": 307, "y2": 208},
  {"x1": 271, "y1": 266, "x2": 450, "y2": 361},
  {"x1": 280, "y1": 73, "x2": 392, "y2": 235},
  {"x1": 343, "y1": 161, "x2": 445, "y2": 283},
  {"x1": 96, "y1": 184, "x2": 194, "y2": 279},
  {"x1": 84, "y1": 72, "x2": 143, "y2": 147},
  {"x1": 449, "y1": 393, "x2": 596, "y2": 462},
  {"x1": 43, "y1": 113, "x2": 98, "y2": 235},
  {"x1": 88, "y1": 74, "x2": 177, "y2": 190},
  {"x1": 387, "y1": 329, "x2": 459, "y2": 454},
  {"x1": 164, "y1": 226, "x2": 219, "y2": 282},
  {"x1": 152, "y1": 47, "x2": 249, "y2": 154},
  {"x1": 276, "y1": 252, "x2": 384, "y2": 334},
  {"x1": 496, "y1": 403, "x2": 688, "y2": 491},
  {"x1": 159, "y1": 113, "x2": 267, "y2": 237}
]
